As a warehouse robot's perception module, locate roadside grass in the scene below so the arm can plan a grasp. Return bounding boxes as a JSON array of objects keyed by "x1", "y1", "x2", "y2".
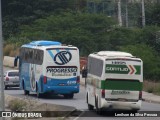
[
  {"x1": 6, "y1": 96, "x2": 73, "y2": 119},
  {"x1": 8, "y1": 98, "x2": 27, "y2": 111},
  {"x1": 143, "y1": 80, "x2": 160, "y2": 95}
]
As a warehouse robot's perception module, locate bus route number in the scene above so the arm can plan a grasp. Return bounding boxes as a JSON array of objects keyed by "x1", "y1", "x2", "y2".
[{"x1": 67, "y1": 81, "x2": 76, "y2": 85}]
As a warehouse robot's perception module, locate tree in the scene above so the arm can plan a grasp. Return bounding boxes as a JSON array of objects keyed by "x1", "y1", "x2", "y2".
[
  {"x1": 120, "y1": 44, "x2": 160, "y2": 80},
  {"x1": 10, "y1": 12, "x2": 116, "y2": 56}
]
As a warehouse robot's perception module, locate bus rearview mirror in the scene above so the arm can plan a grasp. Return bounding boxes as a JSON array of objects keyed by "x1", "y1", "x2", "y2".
[{"x1": 82, "y1": 69, "x2": 87, "y2": 78}]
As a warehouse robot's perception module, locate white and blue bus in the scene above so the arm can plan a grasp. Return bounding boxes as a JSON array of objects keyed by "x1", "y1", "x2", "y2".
[{"x1": 15, "y1": 40, "x2": 80, "y2": 98}]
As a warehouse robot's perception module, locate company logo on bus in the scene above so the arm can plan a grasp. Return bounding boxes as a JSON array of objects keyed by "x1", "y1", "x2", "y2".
[
  {"x1": 46, "y1": 66, "x2": 77, "y2": 76},
  {"x1": 54, "y1": 51, "x2": 72, "y2": 65}
]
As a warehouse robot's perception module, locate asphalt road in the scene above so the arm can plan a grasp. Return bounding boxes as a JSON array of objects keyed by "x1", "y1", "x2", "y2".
[
  {"x1": 3, "y1": 67, "x2": 160, "y2": 120},
  {"x1": 4, "y1": 86, "x2": 160, "y2": 120}
]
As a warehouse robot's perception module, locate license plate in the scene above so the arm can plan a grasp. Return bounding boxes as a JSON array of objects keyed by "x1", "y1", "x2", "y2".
[
  {"x1": 118, "y1": 98, "x2": 127, "y2": 101},
  {"x1": 59, "y1": 84, "x2": 65, "y2": 86},
  {"x1": 8, "y1": 82, "x2": 13, "y2": 85}
]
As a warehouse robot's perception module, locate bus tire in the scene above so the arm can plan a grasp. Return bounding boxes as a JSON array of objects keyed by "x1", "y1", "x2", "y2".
[
  {"x1": 69, "y1": 93, "x2": 74, "y2": 98},
  {"x1": 95, "y1": 97, "x2": 103, "y2": 115},
  {"x1": 4, "y1": 85, "x2": 8, "y2": 90},
  {"x1": 88, "y1": 104, "x2": 94, "y2": 111},
  {"x1": 36, "y1": 84, "x2": 42, "y2": 98},
  {"x1": 36, "y1": 92, "x2": 42, "y2": 98},
  {"x1": 64, "y1": 93, "x2": 74, "y2": 99},
  {"x1": 24, "y1": 90, "x2": 29, "y2": 95},
  {"x1": 86, "y1": 93, "x2": 89, "y2": 103},
  {"x1": 64, "y1": 94, "x2": 68, "y2": 98},
  {"x1": 23, "y1": 81, "x2": 29, "y2": 95},
  {"x1": 130, "y1": 110, "x2": 138, "y2": 114}
]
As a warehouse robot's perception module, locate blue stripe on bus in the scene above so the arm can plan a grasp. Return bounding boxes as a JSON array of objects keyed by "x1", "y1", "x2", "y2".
[
  {"x1": 65, "y1": 48, "x2": 69, "y2": 52},
  {"x1": 48, "y1": 50, "x2": 55, "y2": 60},
  {"x1": 46, "y1": 77, "x2": 77, "y2": 86},
  {"x1": 56, "y1": 49, "x2": 60, "y2": 53},
  {"x1": 50, "y1": 77, "x2": 77, "y2": 81},
  {"x1": 43, "y1": 86, "x2": 79, "y2": 94},
  {"x1": 40, "y1": 76, "x2": 79, "y2": 93}
]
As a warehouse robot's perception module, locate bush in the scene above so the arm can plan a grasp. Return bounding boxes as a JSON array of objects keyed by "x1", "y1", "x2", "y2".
[
  {"x1": 143, "y1": 80, "x2": 160, "y2": 95},
  {"x1": 8, "y1": 99, "x2": 27, "y2": 111},
  {"x1": 3, "y1": 44, "x2": 19, "y2": 57},
  {"x1": 120, "y1": 44, "x2": 160, "y2": 81}
]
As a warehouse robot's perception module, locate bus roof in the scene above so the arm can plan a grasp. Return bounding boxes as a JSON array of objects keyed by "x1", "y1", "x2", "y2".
[
  {"x1": 21, "y1": 40, "x2": 78, "y2": 50},
  {"x1": 89, "y1": 51, "x2": 137, "y2": 60},
  {"x1": 97, "y1": 51, "x2": 133, "y2": 57},
  {"x1": 29, "y1": 40, "x2": 61, "y2": 46}
]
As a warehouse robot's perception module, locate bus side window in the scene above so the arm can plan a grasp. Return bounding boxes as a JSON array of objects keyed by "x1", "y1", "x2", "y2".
[
  {"x1": 33, "y1": 49, "x2": 43, "y2": 65},
  {"x1": 34, "y1": 50, "x2": 37, "y2": 61}
]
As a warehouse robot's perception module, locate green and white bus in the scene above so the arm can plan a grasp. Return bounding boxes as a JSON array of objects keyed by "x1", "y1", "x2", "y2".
[{"x1": 82, "y1": 51, "x2": 143, "y2": 114}]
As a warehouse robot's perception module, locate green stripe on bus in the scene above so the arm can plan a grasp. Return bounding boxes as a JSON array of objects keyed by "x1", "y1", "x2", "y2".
[
  {"x1": 101, "y1": 80, "x2": 105, "y2": 89},
  {"x1": 134, "y1": 65, "x2": 141, "y2": 75},
  {"x1": 101, "y1": 80, "x2": 142, "y2": 91}
]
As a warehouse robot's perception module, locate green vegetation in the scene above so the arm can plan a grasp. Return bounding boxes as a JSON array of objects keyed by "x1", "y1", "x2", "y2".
[
  {"x1": 143, "y1": 81, "x2": 160, "y2": 95},
  {"x1": 8, "y1": 99, "x2": 27, "y2": 111},
  {"x1": 2, "y1": 0, "x2": 160, "y2": 81}
]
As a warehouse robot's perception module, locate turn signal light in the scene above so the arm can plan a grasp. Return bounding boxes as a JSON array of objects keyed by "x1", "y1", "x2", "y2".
[
  {"x1": 76, "y1": 76, "x2": 80, "y2": 84},
  {"x1": 101, "y1": 89, "x2": 105, "y2": 98},
  {"x1": 139, "y1": 91, "x2": 142, "y2": 100},
  {"x1": 6, "y1": 77, "x2": 9, "y2": 81}
]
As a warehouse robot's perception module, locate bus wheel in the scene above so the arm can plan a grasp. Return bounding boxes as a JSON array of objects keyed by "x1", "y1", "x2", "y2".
[
  {"x1": 69, "y1": 93, "x2": 74, "y2": 98},
  {"x1": 64, "y1": 93, "x2": 74, "y2": 99},
  {"x1": 64, "y1": 94, "x2": 69, "y2": 99},
  {"x1": 36, "y1": 92, "x2": 42, "y2": 98},
  {"x1": 4, "y1": 83, "x2": 8, "y2": 90},
  {"x1": 36, "y1": 85, "x2": 42, "y2": 98},
  {"x1": 95, "y1": 97, "x2": 103, "y2": 115},
  {"x1": 86, "y1": 94, "x2": 88, "y2": 103},
  {"x1": 88, "y1": 104, "x2": 94, "y2": 110},
  {"x1": 23, "y1": 81, "x2": 29, "y2": 95},
  {"x1": 130, "y1": 110, "x2": 138, "y2": 114},
  {"x1": 24, "y1": 90, "x2": 29, "y2": 95}
]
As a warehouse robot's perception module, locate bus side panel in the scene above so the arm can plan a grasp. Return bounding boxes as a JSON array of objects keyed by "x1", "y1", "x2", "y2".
[
  {"x1": 34, "y1": 65, "x2": 43, "y2": 93},
  {"x1": 87, "y1": 83, "x2": 96, "y2": 107},
  {"x1": 86, "y1": 76, "x2": 101, "y2": 107},
  {"x1": 20, "y1": 63, "x2": 31, "y2": 91}
]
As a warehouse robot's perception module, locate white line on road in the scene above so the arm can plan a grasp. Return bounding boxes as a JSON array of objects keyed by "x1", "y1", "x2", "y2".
[{"x1": 73, "y1": 110, "x2": 85, "y2": 120}]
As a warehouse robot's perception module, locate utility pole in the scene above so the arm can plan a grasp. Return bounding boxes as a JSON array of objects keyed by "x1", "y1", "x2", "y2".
[
  {"x1": 142, "y1": 0, "x2": 145, "y2": 27},
  {"x1": 94, "y1": 1, "x2": 96, "y2": 13},
  {"x1": 87, "y1": 0, "x2": 89, "y2": 12},
  {"x1": 118, "y1": 0, "x2": 122, "y2": 26},
  {"x1": 0, "y1": 0, "x2": 5, "y2": 120},
  {"x1": 102, "y1": 1, "x2": 105, "y2": 14},
  {"x1": 125, "y1": 0, "x2": 128, "y2": 27}
]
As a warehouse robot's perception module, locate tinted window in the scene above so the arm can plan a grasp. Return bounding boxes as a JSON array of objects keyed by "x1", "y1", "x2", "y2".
[
  {"x1": 34, "y1": 49, "x2": 43, "y2": 65},
  {"x1": 20, "y1": 47, "x2": 44, "y2": 65},
  {"x1": 88, "y1": 57, "x2": 103, "y2": 77},
  {"x1": 8, "y1": 72, "x2": 19, "y2": 76}
]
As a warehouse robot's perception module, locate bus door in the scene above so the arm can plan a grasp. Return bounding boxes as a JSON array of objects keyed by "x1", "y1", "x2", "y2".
[{"x1": 29, "y1": 48, "x2": 36, "y2": 91}]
